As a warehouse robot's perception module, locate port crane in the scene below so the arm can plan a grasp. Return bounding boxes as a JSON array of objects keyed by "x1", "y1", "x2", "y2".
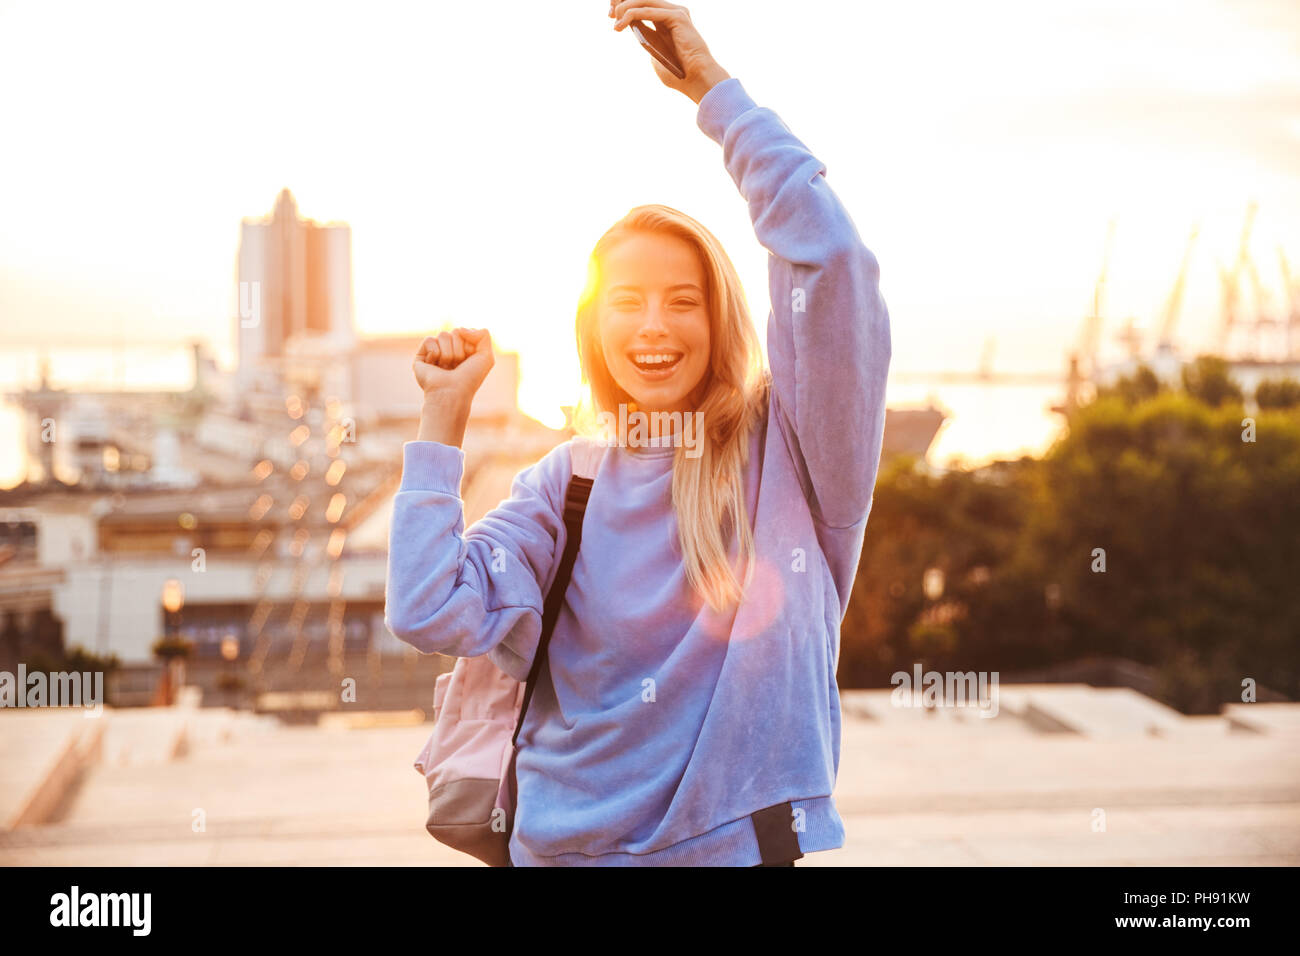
[
  {"x1": 1153, "y1": 225, "x2": 1200, "y2": 361},
  {"x1": 1216, "y1": 203, "x2": 1258, "y2": 356},
  {"x1": 1281, "y1": 248, "x2": 1300, "y2": 361},
  {"x1": 1078, "y1": 219, "x2": 1117, "y2": 379}
]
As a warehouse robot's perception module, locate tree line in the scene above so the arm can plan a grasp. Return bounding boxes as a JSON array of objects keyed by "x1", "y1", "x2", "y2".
[{"x1": 840, "y1": 357, "x2": 1300, "y2": 713}]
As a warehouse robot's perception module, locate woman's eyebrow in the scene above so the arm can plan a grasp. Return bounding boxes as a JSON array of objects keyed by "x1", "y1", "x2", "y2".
[{"x1": 606, "y1": 283, "x2": 704, "y2": 294}]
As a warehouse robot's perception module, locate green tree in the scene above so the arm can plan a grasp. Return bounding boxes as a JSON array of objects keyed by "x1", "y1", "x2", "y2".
[
  {"x1": 1255, "y1": 377, "x2": 1300, "y2": 410},
  {"x1": 840, "y1": 454, "x2": 1041, "y2": 687},
  {"x1": 1099, "y1": 363, "x2": 1163, "y2": 405},
  {"x1": 841, "y1": 390, "x2": 1300, "y2": 711},
  {"x1": 1022, "y1": 391, "x2": 1299, "y2": 709},
  {"x1": 151, "y1": 636, "x2": 193, "y2": 661},
  {"x1": 1181, "y1": 355, "x2": 1244, "y2": 407}
]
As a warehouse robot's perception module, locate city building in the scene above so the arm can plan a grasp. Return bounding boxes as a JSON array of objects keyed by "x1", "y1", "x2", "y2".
[{"x1": 236, "y1": 189, "x2": 356, "y2": 396}]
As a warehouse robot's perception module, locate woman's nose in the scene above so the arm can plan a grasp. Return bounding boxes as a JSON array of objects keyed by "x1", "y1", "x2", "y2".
[{"x1": 636, "y1": 305, "x2": 671, "y2": 337}]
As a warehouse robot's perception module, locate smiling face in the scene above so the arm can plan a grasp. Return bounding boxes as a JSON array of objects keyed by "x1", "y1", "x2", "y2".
[{"x1": 597, "y1": 231, "x2": 712, "y2": 415}]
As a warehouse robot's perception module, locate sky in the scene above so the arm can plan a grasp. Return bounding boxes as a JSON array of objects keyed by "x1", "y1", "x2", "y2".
[{"x1": 2, "y1": 0, "x2": 1299, "y2": 435}]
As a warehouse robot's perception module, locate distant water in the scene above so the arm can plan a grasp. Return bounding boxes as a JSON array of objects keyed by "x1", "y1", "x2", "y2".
[
  {"x1": 885, "y1": 381, "x2": 1066, "y2": 468},
  {"x1": 0, "y1": 347, "x2": 1069, "y2": 488}
]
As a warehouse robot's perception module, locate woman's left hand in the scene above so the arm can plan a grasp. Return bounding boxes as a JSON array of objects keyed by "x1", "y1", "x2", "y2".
[{"x1": 610, "y1": 1, "x2": 730, "y2": 103}]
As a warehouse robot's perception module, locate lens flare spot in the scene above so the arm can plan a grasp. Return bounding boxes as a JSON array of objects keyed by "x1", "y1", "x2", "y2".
[{"x1": 689, "y1": 554, "x2": 786, "y2": 642}]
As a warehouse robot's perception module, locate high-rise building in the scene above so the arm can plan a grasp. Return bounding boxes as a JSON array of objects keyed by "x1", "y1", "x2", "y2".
[{"x1": 236, "y1": 189, "x2": 355, "y2": 392}]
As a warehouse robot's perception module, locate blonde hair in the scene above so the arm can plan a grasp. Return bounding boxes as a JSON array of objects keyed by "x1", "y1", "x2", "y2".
[{"x1": 573, "y1": 204, "x2": 768, "y2": 612}]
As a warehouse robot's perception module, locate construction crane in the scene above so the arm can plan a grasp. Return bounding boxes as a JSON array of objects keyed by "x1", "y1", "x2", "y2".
[
  {"x1": 977, "y1": 337, "x2": 996, "y2": 381},
  {"x1": 1155, "y1": 225, "x2": 1200, "y2": 357},
  {"x1": 1245, "y1": 244, "x2": 1277, "y2": 359},
  {"x1": 1217, "y1": 203, "x2": 1257, "y2": 355},
  {"x1": 1078, "y1": 219, "x2": 1117, "y2": 377},
  {"x1": 1113, "y1": 317, "x2": 1144, "y2": 361},
  {"x1": 1281, "y1": 248, "x2": 1300, "y2": 362}
]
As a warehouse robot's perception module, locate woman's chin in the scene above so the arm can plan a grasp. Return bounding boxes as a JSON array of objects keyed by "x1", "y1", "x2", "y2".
[
  {"x1": 624, "y1": 393, "x2": 690, "y2": 414},
  {"x1": 615, "y1": 375, "x2": 705, "y2": 415}
]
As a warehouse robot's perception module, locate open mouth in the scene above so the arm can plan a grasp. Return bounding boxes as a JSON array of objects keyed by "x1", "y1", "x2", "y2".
[{"x1": 628, "y1": 350, "x2": 684, "y2": 377}]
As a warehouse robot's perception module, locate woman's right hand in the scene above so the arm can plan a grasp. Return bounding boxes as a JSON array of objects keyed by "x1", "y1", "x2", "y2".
[
  {"x1": 413, "y1": 327, "x2": 495, "y2": 405},
  {"x1": 413, "y1": 328, "x2": 494, "y2": 447}
]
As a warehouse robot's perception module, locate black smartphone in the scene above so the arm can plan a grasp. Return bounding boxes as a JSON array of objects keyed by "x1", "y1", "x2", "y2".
[{"x1": 630, "y1": 20, "x2": 686, "y2": 79}]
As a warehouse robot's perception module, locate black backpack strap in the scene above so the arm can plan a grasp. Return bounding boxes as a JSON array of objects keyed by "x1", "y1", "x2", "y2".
[
  {"x1": 751, "y1": 801, "x2": 804, "y2": 864},
  {"x1": 511, "y1": 472, "x2": 594, "y2": 748}
]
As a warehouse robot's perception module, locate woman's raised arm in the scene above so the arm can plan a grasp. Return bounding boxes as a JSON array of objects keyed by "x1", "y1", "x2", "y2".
[
  {"x1": 698, "y1": 80, "x2": 892, "y2": 529},
  {"x1": 614, "y1": 1, "x2": 892, "y2": 529}
]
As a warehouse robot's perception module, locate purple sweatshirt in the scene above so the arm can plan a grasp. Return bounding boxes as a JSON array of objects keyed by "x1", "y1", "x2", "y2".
[{"x1": 384, "y1": 77, "x2": 891, "y2": 865}]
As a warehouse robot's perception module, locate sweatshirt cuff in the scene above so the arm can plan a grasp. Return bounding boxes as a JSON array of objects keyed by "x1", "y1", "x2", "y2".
[
  {"x1": 696, "y1": 77, "x2": 758, "y2": 144},
  {"x1": 399, "y1": 441, "x2": 465, "y2": 495}
]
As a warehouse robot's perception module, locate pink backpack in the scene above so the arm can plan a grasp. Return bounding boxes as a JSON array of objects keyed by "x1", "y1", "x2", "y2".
[{"x1": 413, "y1": 438, "x2": 606, "y2": 866}]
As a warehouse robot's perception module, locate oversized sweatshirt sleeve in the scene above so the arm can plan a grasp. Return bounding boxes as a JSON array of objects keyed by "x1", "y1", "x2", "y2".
[
  {"x1": 697, "y1": 78, "x2": 891, "y2": 529},
  {"x1": 382, "y1": 439, "x2": 571, "y2": 681}
]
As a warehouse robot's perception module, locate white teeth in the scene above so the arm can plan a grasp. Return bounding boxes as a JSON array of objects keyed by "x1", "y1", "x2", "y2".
[{"x1": 631, "y1": 353, "x2": 680, "y2": 366}]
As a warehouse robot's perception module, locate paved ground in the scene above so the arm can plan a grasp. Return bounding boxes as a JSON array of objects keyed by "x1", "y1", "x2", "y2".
[{"x1": 2, "y1": 687, "x2": 1298, "y2": 866}]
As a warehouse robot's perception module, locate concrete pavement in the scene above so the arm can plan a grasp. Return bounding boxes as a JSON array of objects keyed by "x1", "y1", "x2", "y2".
[{"x1": 2, "y1": 685, "x2": 1297, "y2": 865}]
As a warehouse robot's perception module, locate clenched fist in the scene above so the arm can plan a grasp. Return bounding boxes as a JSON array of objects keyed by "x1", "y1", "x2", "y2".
[
  {"x1": 413, "y1": 327, "x2": 494, "y2": 401},
  {"x1": 413, "y1": 327, "x2": 494, "y2": 447}
]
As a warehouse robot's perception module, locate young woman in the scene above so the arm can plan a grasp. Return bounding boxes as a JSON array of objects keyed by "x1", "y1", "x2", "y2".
[{"x1": 385, "y1": 1, "x2": 891, "y2": 866}]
